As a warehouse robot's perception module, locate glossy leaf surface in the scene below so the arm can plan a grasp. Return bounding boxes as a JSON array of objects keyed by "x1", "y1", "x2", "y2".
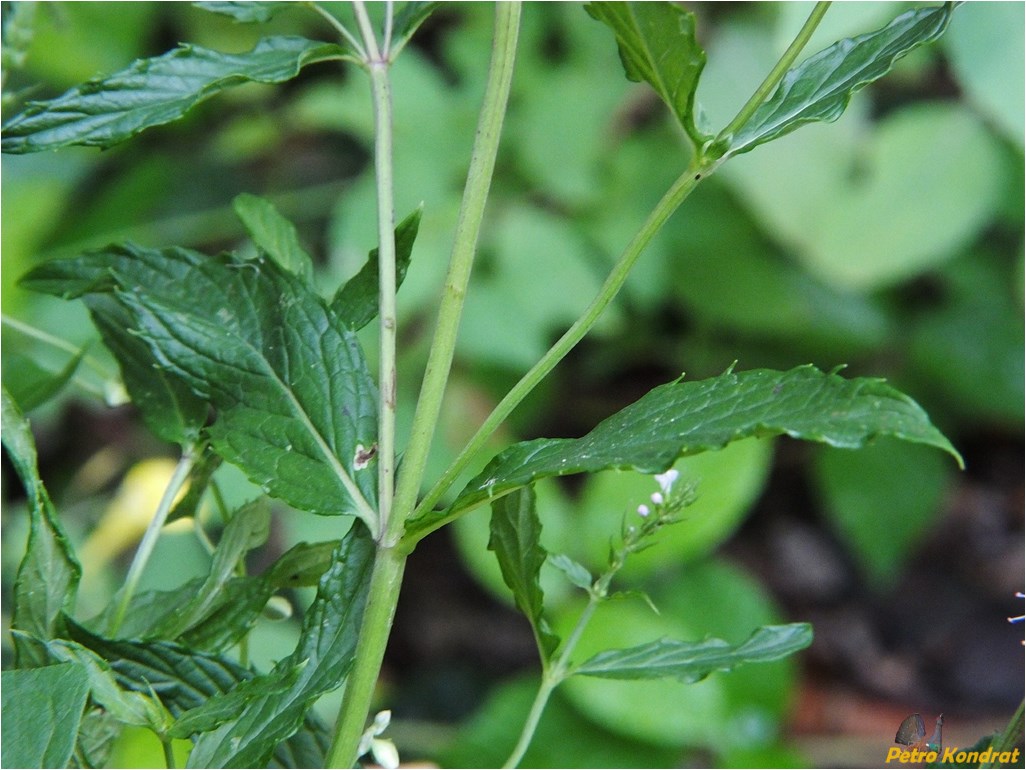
[
  {"x1": 2, "y1": 36, "x2": 349, "y2": 153},
  {"x1": 24, "y1": 244, "x2": 380, "y2": 529},
  {"x1": 586, "y1": 2, "x2": 709, "y2": 146},
  {"x1": 185, "y1": 525, "x2": 375, "y2": 767},
  {"x1": 726, "y1": 3, "x2": 955, "y2": 158},
  {"x1": 420, "y1": 366, "x2": 962, "y2": 532},
  {"x1": 574, "y1": 623, "x2": 812, "y2": 682}
]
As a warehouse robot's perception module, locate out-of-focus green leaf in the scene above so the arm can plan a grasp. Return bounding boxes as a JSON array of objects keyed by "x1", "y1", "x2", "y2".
[
  {"x1": 586, "y1": 1, "x2": 709, "y2": 146},
  {"x1": 411, "y1": 366, "x2": 962, "y2": 536},
  {"x1": 185, "y1": 524, "x2": 375, "y2": 768},
  {"x1": 23, "y1": 244, "x2": 380, "y2": 529},
  {"x1": 548, "y1": 553, "x2": 593, "y2": 592},
  {"x1": 3, "y1": 347, "x2": 86, "y2": 412},
  {"x1": 194, "y1": 2, "x2": 298, "y2": 23},
  {"x1": 1, "y1": 663, "x2": 91, "y2": 770},
  {"x1": 726, "y1": 3, "x2": 955, "y2": 158},
  {"x1": 2, "y1": 387, "x2": 81, "y2": 666},
  {"x1": 573, "y1": 623, "x2": 812, "y2": 682},
  {"x1": 63, "y1": 619, "x2": 330, "y2": 767},
  {"x1": 233, "y1": 193, "x2": 314, "y2": 281},
  {"x1": 391, "y1": 2, "x2": 441, "y2": 56},
  {"x1": 267, "y1": 540, "x2": 340, "y2": 588},
  {"x1": 156, "y1": 499, "x2": 271, "y2": 639},
  {"x1": 814, "y1": 438, "x2": 950, "y2": 587},
  {"x1": 489, "y1": 486, "x2": 559, "y2": 657},
  {"x1": 331, "y1": 206, "x2": 422, "y2": 330},
  {"x1": 2, "y1": 36, "x2": 350, "y2": 153}
]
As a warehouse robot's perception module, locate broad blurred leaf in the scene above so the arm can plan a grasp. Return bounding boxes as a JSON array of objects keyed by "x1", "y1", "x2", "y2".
[
  {"x1": 64, "y1": 620, "x2": 330, "y2": 768},
  {"x1": 391, "y1": 2, "x2": 441, "y2": 56},
  {"x1": 2, "y1": 387, "x2": 81, "y2": 666},
  {"x1": 331, "y1": 207, "x2": 422, "y2": 330},
  {"x1": 412, "y1": 366, "x2": 962, "y2": 536},
  {"x1": 186, "y1": 524, "x2": 375, "y2": 768},
  {"x1": 2, "y1": 36, "x2": 349, "y2": 153},
  {"x1": 233, "y1": 193, "x2": 314, "y2": 281},
  {"x1": 726, "y1": 3, "x2": 955, "y2": 158},
  {"x1": 24, "y1": 244, "x2": 380, "y2": 528},
  {"x1": 489, "y1": 486, "x2": 559, "y2": 657},
  {"x1": 194, "y1": 2, "x2": 298, "y2": 23},
  {"x1": 586, "y1": 2, "x2": 708, "y2": 146},
  {"x1": 1, "y1": 663, "x2": 90, "y2": 770},
  {"x1": 814, "y1": 438, "x2": 950, "y2": 587},
  {"x1": 3, "y1": 347, "x2": 85, "y2": 412},
  {"x1": 574, "y1": 623, "x2": 812, "y2": 682},
  {"x1": 267, "y1": 540, "x2": 341, "y2": 589},
  {"x1": 548, "y1": 553, "x2": 593, "y2": 592}
]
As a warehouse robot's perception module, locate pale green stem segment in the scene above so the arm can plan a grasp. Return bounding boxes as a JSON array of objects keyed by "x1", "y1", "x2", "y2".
[
  {"x1": 107, "y1": 444, "x2": 197, "y2": 637},
  {"x1": 1, "y1": 312, "x2": 116, "y2": 387},
  {"x1": 715, "y1": 1, "x2": 831, "y2": 146},
  {"x1": 404, "y1": 160, "x2": 704, "y2": 543},
  {"x1": 325, "y1": 6, "x2": 522, "y2": 766},
  {"x1": 351, "y1": 0, "x2": 399, "y2": 542},
  {"x1": 389, "y1": 0, "x2": 522, "y2": 548},
  {"x1": 160, "y1": 735, "x2": 177, "y2": 769}
]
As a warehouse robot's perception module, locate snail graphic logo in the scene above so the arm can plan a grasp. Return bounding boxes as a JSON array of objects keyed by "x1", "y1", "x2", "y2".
[{"x1": 894, "y1": 713, "x2": 943, "y2": 752}]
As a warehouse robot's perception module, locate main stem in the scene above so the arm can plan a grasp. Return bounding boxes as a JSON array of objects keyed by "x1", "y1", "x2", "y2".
[{"x1": 325, "y1": 5, "x2": 521, "y2": 766}]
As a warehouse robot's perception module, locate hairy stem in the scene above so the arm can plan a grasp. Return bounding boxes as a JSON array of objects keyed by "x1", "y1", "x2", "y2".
[
  {"x1": 389, "y1": 1, "x2": 521, "y2": 548},
  {"x1": 715, "y1": 1, "x2": 831, "y2": 145},
  {"x1": 107, "y1": 445, "x2": 197, "y2": 637}
]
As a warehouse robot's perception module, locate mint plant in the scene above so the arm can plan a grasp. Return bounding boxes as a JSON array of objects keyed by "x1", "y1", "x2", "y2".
[{"x1": 2, "y1": 3, "x2": 967, "y2": 768}]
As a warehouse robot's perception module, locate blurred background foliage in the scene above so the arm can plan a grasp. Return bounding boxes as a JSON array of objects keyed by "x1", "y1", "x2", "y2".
[{"x1": 1, "y1": 2, "x2": 1022, "y2": 767}]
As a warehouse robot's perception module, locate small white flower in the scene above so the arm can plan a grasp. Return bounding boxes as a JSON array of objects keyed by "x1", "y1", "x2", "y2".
[
  {"x1": 358, "y1": 710, "x2": 399, "y2": 768},
  {"x1": 650, "y1": 492, "x2": 663, "y2": 505},
  {"x1": 637, "y1": 504, "x2": 650, "y2": 518},
  {"x1": 654, "y1": 469, "x2": 679, "y2": 496}
]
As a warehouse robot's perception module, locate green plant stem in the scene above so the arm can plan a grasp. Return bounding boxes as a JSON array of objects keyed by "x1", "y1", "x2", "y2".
[
  {"x1": 324, "y1": 543, "x2": 406, "y2": 768},
  {"x1": 160, "y1": 736, "x2": 176, "y2": 769},
  {"x1": 308, "y1": 2, "x2": 366, "y2": 58},
  {"x1": 981, "y1": 699, "x2": 1024, "y2": 768},
  {"x1": 353, "y1": 0, "x2": 400, "y2": 543},
  {"x1": 107, "y1": 445, "x2": 197, "y2": 637},
  {"x1": 715, "y1": 1, "x2": 831, "y2": 146},
  {"x1": 390, "y1": 0, "x2": 521, "y2": 548},
  {"x1": 404, "y1": 159, "x2": 704, "y2": 543}
]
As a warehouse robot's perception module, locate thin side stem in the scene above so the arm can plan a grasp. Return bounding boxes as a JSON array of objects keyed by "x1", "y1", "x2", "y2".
[
  {"x1": 405, "y1": 160, "x2": 704, "y2": 542},
  {"x1": 1, "y1": 313, "x2": 115, "y2": 380},
  {"x1": 389, "y1": 1, "x2": 521, "y2": 547},
  {"x1": 308, "y1": 2, "x2": 367, "y2": 59},
  {"x1": 107, "y1": 445, "x2": 197, "y2": 637},
  {"x1": 715, "y1": 1, "x2": 831, "y2": 144}
]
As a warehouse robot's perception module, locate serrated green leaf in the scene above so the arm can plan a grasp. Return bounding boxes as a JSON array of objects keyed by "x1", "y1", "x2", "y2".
[
  {"x1": 331, "y1": 207, "x2": 422, "y2": 330},
  {"x1": 186, "y1": 524, "x2": 376, "y2": 768},
  {"x1": 413, "y1": 366, "x2": 962, "y2": 534},
  {"x1": 725, "y1": 3, "x2": 956, "y2": 158},
  {"x1": 47, "y1": 639, "x2": 172, "y2": 730},
  {"x1": 586, "y1": 1, "x2": 709, "y2": 146},
  {"x1": 233, "y1": 193, "x2": 314, "y2": 281},
  {"x1": 1, "y1": 663, "x2": 91, "y2": 770},
  {"x1": 63, "y1": 619, "x2": 329, "y2": 767},
  {"x1": 2, "y1": 388, "x2": 81, "y2": 666},
  {"x1": 267, "y1": 539, "x2": 340, "y2": 588},
  {"x1": 548, "y1": 553, "x2": 594, "y2": 592},
  {"x1": 194, "y1": 1, "x2": 297, "y2": 23},
  {"x1": 156, "y1": 499, "x2": 271, "y2": 639},
  {"x1": 574, "y1": 623, "x2": 812, "y2": 682},
  {"x1": 89, "y1": 296, "x2": 209, "y2": 445},
  {"x1": 489, "y1": 487, "x2": 559, "y2": 658},
  {"x1": 1, "y1": 36, "x2": 349, "y2": 153},
  {"x1": 24, "y1": 243, "x2": 381, "y2": 530}
]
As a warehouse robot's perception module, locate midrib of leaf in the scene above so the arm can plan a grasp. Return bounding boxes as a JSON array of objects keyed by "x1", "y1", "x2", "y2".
[{"x1": 151, "y1": 298, "x2": 379, "y2": 532}]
